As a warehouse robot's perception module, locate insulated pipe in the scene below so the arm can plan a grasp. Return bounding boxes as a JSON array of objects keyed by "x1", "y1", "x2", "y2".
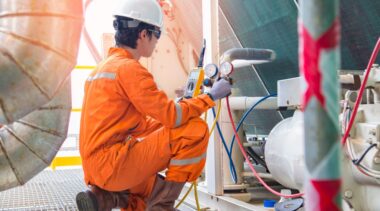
[
  {"x1": 0, "y1": 80, "x2": 71, "y2": 191},
  {"x1": 0, "y1": 0, "x2": 83, "y2": 124},
  {"x1": 0, "y1": 0, "x2": 83, "y2": 190},
  {"x1": 340, "y1": 74, "x2": 361, "y2": 90},
  {"x1": 340, "y1": 74, "x2": 361, "y2": 85},
  {"x1": 242, "y1": 172, "x2": 274, "y2": 180},
  {"x1": 227, "y1": 97, "x2": 277, "y2": 110},
  {"x1": 220, "y1": 48, "x2": 276, "y2": 66},
  {"x1": 299, "y1": 0, "x2": 342, "y2": 210},
  {"x1": 84, "y1": 0, "x2": 102, "y2": 63}
]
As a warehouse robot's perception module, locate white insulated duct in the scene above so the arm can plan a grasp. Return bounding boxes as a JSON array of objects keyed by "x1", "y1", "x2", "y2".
[
  {"x1": 0, "y1": 0, "x2": 83, "y2": 124},
  {"x1": 0, "y1": 0, "x2": 83, "y2": 190}
]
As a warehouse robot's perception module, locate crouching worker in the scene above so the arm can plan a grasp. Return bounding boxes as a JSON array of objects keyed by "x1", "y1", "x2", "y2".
[{"x1": 75, "y1": 0, "x2": 232, "y2": 210}]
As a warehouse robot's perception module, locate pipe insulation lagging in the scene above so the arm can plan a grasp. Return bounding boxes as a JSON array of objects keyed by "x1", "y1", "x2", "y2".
[
  {"x1": 0, "y1": 79, "x2": 71, "y2": 191},
  {"x1": 0, "y1": 0, "x2": 83, "y2": 191},
  {"x1": 0, "y1": 0, "x2": 83, "y2": 124},
  {"x1": 220, "y1": 48, "x2": 276, "y2": 63}
]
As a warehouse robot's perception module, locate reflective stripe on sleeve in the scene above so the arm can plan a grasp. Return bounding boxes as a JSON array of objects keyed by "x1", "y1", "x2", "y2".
[
  {"x1": 170, "y1": 152, "x2": 207, "y2": 166},
  {"x1": 174, "y1": 103, "x2": 182, "y2": 127},
  {"x1": 87, "y1": 72, "x2": 116, "y2": 81}
]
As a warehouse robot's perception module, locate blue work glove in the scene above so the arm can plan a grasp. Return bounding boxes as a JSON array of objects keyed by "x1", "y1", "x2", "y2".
[{"x1": 207, "y1": 78, "x2": 232, "y2": 101}]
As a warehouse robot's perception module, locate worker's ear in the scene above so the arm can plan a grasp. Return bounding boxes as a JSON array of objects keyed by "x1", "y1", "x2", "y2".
[{"x1": 140, "y1": 29, "x2": 147, "y2": 39}]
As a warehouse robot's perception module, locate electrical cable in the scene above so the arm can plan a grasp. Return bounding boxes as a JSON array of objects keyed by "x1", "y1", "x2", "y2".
[
  {"x1": 229, "y1": 94, "x2": 277, "y2": 168},
  {"x1": 246, "y1": 148, "x2": 259, "y2": 165},
  {"x1": 246, "y1": 147, "x2": 268, "y2": 171},
  {"x1": 245, "y1": 144, "x2": 267, "y2": 170},
  {"x1": 342, "y1": 38, "x2": 380, "y2": 146},
  {"x1": 346, "y1": 140, "x2": 379, "y2": 178},
  {"x1": 353, "y1": 143, "x2": 377, "y2": 166},
  {"x1": 226, "y1": 96, "x2": 303, "y2": 198},
  {"x1": 198, "y1": 39, "x2": 206, "y2": 68},
  {"x1": 357, "y1": 160, "x2": 380, "y2": 177},
  {"x1": 341, "y1": 100, "x2": 349, "y2": 133}
]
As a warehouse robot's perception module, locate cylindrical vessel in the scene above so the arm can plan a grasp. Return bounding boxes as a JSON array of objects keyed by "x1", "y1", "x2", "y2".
[{"x1": 265, "y1": 110, "x2": 305, "y2": 190}]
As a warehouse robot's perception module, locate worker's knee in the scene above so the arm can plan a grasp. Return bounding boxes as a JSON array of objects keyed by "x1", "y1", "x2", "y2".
[
  {"x1": 168, "y1": 117, "x2": 209, "y2": 147},
  {"x1": 189, "y1": 117, "x2": 208, "y2": 128},
  {"x1": 183, "y1": 117, "x2": 209, "y2": 139}
]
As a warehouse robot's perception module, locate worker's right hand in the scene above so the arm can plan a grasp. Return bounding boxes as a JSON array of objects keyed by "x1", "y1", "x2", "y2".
[
  {"x1": 174, "y1": 85, "x2": 186, "y2": 98},
  {"x1": 207, "y1": 78, "x2": 232, "y2": 101}
]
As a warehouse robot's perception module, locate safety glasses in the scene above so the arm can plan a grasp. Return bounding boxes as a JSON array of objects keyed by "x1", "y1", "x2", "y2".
[{"x1": 148, "y1": 29, "x2": 161, "y2": 39}]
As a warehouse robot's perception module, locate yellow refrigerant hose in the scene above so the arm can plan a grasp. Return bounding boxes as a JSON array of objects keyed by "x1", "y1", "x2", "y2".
[
  {"x1": 175, "y1": 99, "x2": 222, "y2": 210},
  {"x1": 175, "y1": 183, "x2": 194, "y2": 208},
  {"x1": 209, "y1": 100, "x2": 222, "y2": 135},
  {"x1": 193, "y1": 180, "x2": 201, "y2": 210}
]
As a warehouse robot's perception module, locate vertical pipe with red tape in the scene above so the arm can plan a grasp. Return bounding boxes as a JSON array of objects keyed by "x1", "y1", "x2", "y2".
[{"x1": 299, "y1": 0, "x2": 342, "y2": 210}]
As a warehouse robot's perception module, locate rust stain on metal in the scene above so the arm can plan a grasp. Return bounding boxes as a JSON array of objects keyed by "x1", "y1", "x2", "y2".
[{"x1": 16, "y1": 120, "x2": 63, "y2": 138}]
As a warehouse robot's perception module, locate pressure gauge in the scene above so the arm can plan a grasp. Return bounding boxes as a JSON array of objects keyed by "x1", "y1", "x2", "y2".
[
  {"x1": 220, "y1": 61, "x2": 234, "y2": 76},
  {"x1": 204, "y1": 63, "x2": 218, "y2": 79}
]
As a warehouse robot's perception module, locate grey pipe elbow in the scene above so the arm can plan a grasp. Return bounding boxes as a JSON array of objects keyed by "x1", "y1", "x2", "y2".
[{"x1": 220, "y1": 48, "x2": 276, "y2": 63}]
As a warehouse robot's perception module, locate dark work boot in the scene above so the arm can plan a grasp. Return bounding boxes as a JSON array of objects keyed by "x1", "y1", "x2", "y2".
[
  {"x1": 146, "y1": 175, "x2": 185, "y2": 211},
  {"x1": 76, "y1": 185, "x2": 129, "y2": 211}
]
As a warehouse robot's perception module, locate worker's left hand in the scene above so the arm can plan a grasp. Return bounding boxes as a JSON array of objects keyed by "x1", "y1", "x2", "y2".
[{"x1": 208, "y1": 78, "x2": 232, "y2": 101}]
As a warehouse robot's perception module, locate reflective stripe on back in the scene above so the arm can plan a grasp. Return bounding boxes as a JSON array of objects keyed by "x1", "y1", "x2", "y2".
[
  {"x1": 174, "y1": 103, "x2": 182, "y2": 127},
  {"x1": 170, "y1": 152, "x2": 207, "y2": 166},
  {"x1": 87, "y1": 72, "x2": 116, "y2": 81}
]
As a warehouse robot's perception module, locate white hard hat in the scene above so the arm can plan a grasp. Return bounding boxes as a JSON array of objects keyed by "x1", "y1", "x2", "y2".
[{"x1": 113, "y1": 0, "x2": 163, "y2": 29}]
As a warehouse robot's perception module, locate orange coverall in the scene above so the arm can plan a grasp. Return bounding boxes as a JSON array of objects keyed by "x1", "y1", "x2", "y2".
[{"x1": 79, "y1": 47, "x2": 215, "y2": 210}]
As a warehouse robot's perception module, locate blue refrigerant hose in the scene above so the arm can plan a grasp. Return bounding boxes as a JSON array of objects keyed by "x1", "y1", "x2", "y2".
[
  {"x1": 211, "y1": 107, "x2": 238, "y2": 183},
  {"x1": 229, "y1": 94, "x2": 277, "y2": 162}
]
